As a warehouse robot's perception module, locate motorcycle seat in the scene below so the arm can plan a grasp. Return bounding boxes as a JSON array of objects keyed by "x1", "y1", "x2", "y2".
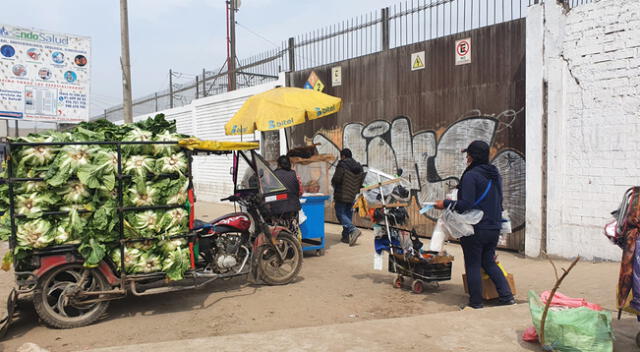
[{"x1": 192, "y1": 219, "x2": 213, "y2": 230}]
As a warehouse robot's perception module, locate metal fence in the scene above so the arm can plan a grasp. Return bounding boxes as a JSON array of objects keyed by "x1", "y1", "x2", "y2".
[
  {"x1": 100, "y1": 46, "x2": 286, "y2": 122},
  {"x1": 97, "y1": 0, "x2": 593, "y2": 122}
]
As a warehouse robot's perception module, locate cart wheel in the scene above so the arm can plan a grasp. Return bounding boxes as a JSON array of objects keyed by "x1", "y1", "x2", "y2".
[
  {"x1": 636, "y1": 331, "x2": 640, "y2": 347},
  {"x1": 316, "y1": 249, "x2": 325, "y2": 256},
  {"x1": 411, "y1": 280, "x2": 424, "y2": 294},
  {"x1": 393, "y1": 276, "x2": 404, "y2": 289}
]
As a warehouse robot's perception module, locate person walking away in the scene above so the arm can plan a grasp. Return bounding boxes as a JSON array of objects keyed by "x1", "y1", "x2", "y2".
[
  {"x1": 434, "y1": 140, "x2": 515, "y2": 309},
  {"x1": 268, "y1": 156, "x2": 303, "y2": 239},
  {"x1": 332, "y1": 149, "x2": 366, "y2": 246}
]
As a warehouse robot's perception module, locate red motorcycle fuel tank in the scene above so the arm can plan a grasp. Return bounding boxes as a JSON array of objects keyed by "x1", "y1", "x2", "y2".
[{"x1": 212, "y1": 213, "x2": 251, "y2": 232}]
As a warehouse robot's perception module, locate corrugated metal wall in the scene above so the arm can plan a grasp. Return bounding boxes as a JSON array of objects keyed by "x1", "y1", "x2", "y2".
[{"x1": 288, "y1": 20, "x2": 526, "y2": 251}]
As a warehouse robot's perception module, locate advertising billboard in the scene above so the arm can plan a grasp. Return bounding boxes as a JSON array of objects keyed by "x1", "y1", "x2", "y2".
[{"x1": 0, "y1": 24, "x2": 91, "y2": 123}]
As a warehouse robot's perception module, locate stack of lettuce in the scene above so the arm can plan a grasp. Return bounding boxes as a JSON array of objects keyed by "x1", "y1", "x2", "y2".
[{"x1": 0, "y1": 115, "x2": 191, "y2": 280}]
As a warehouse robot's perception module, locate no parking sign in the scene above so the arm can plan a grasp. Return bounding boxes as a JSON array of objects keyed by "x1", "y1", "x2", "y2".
[{"x1": 455, "y1": 38, "x2": 471, "y2": 65}]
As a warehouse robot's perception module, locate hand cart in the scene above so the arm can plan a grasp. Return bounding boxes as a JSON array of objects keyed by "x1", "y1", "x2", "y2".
[{"x1": 364, "y1": 168, "x2": 453, "y2": 294}]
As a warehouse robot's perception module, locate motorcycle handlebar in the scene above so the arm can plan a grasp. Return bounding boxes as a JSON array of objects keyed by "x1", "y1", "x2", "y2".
[{"x1": 220, "y1": 195, "x2": 240, "y2": 202}]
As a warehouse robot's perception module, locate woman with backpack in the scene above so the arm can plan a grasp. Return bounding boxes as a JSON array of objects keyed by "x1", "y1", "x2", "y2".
[{"x1": 434, "y1": 140, "x2": 515, "y2": 309}]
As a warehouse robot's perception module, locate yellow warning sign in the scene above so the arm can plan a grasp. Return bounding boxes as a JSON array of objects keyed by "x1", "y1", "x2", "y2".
[
  {"x1": 411, "y1": 51, "x2": 425, "y2": 71},
  {"x1": 313, "y1": 80, "x2": 325, "y2": 92}
]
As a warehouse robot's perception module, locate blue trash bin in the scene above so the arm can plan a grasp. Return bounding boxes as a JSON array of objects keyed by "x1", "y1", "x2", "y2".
[{"x1": 300, "y1": 195, "x2": 329, "y2": 254}]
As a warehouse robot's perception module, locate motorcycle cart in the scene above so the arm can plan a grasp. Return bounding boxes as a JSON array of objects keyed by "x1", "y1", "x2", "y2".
[{"x1": 0, "y1": 139, "x2": 302, "y2": 336}]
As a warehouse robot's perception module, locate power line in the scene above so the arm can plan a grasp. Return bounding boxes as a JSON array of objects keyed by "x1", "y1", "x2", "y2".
[{"x1": 235, "y1": 21, "x2": 281, "y2": 49}]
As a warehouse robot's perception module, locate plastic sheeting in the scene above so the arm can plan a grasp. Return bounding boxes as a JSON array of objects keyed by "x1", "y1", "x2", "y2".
[
  {"x1": 293, "y1": 160, "x2": 331, "y2": 196},
  {"x1": 526, "y1": 291, "x2": 613, "y2": 352}
]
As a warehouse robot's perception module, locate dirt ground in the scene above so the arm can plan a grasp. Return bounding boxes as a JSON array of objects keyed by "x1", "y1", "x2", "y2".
[{"x1": 0, "y1": 202, "x2": 638, "y2": 351}]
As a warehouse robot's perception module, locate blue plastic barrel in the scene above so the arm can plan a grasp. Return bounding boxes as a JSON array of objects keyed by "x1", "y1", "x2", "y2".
[{"x1": 300, "y1": 195, "x2": 329, "y2": 253}]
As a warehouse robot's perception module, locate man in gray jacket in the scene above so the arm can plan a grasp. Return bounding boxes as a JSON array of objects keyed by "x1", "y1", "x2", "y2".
[{"x1": 332, "y1": 149, "x2": 366, "y2": 246}]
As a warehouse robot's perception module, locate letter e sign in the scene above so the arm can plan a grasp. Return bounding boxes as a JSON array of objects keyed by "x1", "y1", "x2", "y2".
[{"x1": 455, "y1": 38, "x2": 471, "y2": 65}]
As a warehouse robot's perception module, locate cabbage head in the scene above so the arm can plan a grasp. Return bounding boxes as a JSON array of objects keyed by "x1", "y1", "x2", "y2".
[
  {"x1": 159, "y1": 238, "x2": 187, "y2": 254},
  {"x1": 61, "y1": 181, "x2": 91, "y2": 204},
  {"x1": 153, "y1": 131, "x2": 182, "y2": 156},
  {"x1": 126, "y1": 179, "x2": 160, "y2": 207},
  {"x1": 124, "y1": 211, "x2": 159, "y2": 238},
  {"x1": 162, "y1": 246, "x2": 190, "y2": 280},
  {"x1": 16, "y1": 192, "x2": 58, "y2": 217},
  {"x1": 156, "y1": 152, "x2": 188, "y2": 176},
  {"x1": 46, "y1": 145, "x2": 95, "y2": 187},
  {"x1": 124, "y1": 155, "x2": 155, "y2": 178},
  {"x1": 17, "y1": 219, "x2": 54, "y2": 249},
  {"x1": 158, "y1": 177, "x2": 189, "y2": 205},
  {"x1": 122, "y1": 127, "x2": 153, "y2": 154},
  {"x1": 157, "y1": 208, "x2": 188, "y2": 236},
  {"x1": 138, "y1": 252, "x2": 162, "y2": 273},
  {"x1": 16, "y1": 136, "x2": 57, "y2": 167}
]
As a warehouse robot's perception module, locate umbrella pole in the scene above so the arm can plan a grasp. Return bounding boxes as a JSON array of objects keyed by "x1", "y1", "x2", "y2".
[{"x1": 285, "y1": 127, "x2": 290, "y2": 151}]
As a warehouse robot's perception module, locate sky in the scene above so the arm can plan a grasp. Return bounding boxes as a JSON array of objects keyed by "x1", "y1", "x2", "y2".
[{"x1": 0, "y1": 0, "x2": 397, "y2": 117}]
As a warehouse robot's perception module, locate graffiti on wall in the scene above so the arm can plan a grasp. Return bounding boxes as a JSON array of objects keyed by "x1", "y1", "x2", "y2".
[{"x1": 312, "y1": 111, "x2": 526, "y2": 230}]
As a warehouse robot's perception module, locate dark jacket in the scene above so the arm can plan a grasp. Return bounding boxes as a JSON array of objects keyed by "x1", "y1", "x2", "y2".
[
  {"x1": 444, "y1": 164, "x2": 503, "y2": 230},
  {"x1": 332, "y1": 157, "x2": 365, "y2": 204},
  {"x1": 267, "y1": 168, "x2": 301, "y2": 216}
]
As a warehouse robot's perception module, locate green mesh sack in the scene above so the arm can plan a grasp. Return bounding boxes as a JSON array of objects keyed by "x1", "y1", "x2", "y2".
[{"x1": 528, "y1": 291, "x2": 613, "y2": 352}]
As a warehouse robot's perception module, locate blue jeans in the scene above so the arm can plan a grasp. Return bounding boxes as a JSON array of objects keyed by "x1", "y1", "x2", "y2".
[
  {"x1": 460, "y1": 229, "x2": 514, "y2": 306},
  {"x1": 334, "y1": 201, "x2": 355, "y2": 239}
]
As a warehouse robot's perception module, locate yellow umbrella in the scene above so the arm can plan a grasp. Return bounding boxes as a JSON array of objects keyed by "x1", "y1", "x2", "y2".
[{"x1": 225, "y1": 87, "x2": 342, "y2": 136}]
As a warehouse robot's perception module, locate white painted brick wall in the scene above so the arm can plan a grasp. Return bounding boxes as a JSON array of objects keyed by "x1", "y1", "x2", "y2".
[{"x1": 542, "y1": 0, "x2": 640, "y2": 261}]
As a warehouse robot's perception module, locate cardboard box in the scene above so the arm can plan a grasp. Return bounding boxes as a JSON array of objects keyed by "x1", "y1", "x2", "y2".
[{"x1": 462, "y1": 273, "x2": 516, "y2": 300}]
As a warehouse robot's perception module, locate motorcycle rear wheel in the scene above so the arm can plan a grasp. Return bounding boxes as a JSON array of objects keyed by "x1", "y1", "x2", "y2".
[
  {"x1": 33, "y1": 264, "x2": 110, "y2": 329},
  {"x1": 258, "y1": 231, "x2": 302, "y2": 285}
]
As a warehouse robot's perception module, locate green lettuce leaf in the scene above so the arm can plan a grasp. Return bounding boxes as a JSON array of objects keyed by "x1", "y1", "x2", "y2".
[
  {"x1": 77, "y1": 150, "x2": 118, "y2": 190},
  {"x1": 78, "y1": 238, "x2": 106, "y2": 268},
  {"x1": 162, "y1": 247, "x2": 190, "y2": 280}
]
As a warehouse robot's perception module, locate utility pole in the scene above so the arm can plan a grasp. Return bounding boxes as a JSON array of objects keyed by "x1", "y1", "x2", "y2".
[
  {"x1": 169, "y1": 69, "x2": 174, "y2": 108},
  {"x1": 119, "y1": 0, "x2": 133, "y2": 124},
  {"x1": 227, "y1": 0, "x2": 237, "y2": 91},
  {"x1": 202, "y1": 68, "x2": 207, "y2": 97}
]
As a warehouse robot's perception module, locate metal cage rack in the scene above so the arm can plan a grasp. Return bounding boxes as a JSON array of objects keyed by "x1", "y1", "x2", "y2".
[{"x1": 0, "y1": 139, "x2": 208, "y2": 289}]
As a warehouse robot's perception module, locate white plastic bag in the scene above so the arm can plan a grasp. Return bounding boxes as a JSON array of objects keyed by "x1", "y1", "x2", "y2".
[
  {"x1": 373, "y1": 253, "x2": 383, "y2": 271},
  {"x1": 429, "y1": 218, "x2": 448, "y2": 252},
  {"x1": 440, "y1": 206, "x2": 484, "y2": 239},
  {"x1": 299, "y1": 209, "x2": 307, "y2": 225},
  {"x1": 500, "y1": 210, "x2": 512, "y2": 234}
]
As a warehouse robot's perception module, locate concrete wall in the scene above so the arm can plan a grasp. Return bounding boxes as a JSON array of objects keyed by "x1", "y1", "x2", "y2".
[{"x1": 527, "y1": 0, "x2": 640, "y2": 260}]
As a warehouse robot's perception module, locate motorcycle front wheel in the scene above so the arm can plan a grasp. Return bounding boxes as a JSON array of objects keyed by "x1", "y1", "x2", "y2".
[{"x1": 258, "y1": 231, "x2": 302, "y2": 285}]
